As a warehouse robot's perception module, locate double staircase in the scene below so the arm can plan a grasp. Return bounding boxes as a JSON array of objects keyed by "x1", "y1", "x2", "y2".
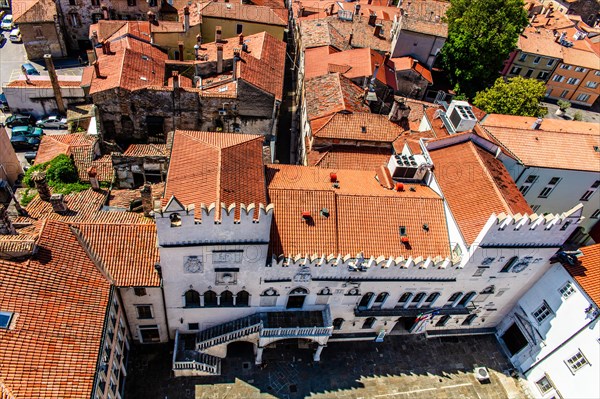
[{"x1": 173, "y1": 309, "x2": 333, "y2": 376}]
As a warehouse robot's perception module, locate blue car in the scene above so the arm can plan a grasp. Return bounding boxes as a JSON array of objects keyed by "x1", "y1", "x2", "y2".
[{"x1": 21, "y1": 62, "x2": 39, "y2": 76}]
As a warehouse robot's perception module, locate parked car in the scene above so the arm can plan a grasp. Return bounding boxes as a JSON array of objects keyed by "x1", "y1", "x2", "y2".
[
  {"x1": 3, "y1": 113, "x2": 35, "y2": 128},
  {"x1": 0, "y1": 32, "x2": 6, "y2": 46},
  {"x1": 21, "y1": 62, "x2": 39, "y2": 76},
  {"x1": 36, "y1": 115, "x2": 67, "y2": 129},
  {"x1": 11, "y1": 125, "x2": 43, "y2": 138},
  {"x1": 10, "y1": 135, "x2": 40, "y2": 151},
  {"x1": 1, "y1": 14, "x2": 12, "y2": 30},
  {"x1": 0, "y1": 93, "x2": 8, "y2": 112},
  {"x1": 9, "y1": 27, "x2": 20, "y2": 42},
  {"x1": 24, "y1": 151, "x2": 37, "y2": 164}
]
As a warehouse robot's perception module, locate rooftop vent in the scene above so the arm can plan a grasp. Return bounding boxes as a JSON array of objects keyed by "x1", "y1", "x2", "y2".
[
  {"x1": 422, "y1": 223, "x2": 429, "y2": 232},
  {"x1": 395, "y1": 182, "x2": 404, "y2": 192},
  {"x1": 399, "y1": 226, "x2": 407, "y2": 236},
  {"x1": 301, "y1": 211, "x2": 312, "y2": 222},
  {"x1": 332, "y1": 182, "x2": 340, "y2": 189},
  {"x1": 532, "y1": 117, "x2": 543, "y2": 130},
  {"x1": 320, "y1": 208, "x2": 330, "y2": 218},
  {"x1": 361, "y1": 126, "x2": 367, "y2": 133},
  {"x1": 330, "y1": 172, "x2": 338, "y2": 183}
]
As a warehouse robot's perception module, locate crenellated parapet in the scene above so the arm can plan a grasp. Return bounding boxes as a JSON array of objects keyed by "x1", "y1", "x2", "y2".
[
  {"x1": 156, "y1": 196, "x2": 274, "y2": 247},
  {"x1": 476, "y1": 204, "x2": 584, "y2": 248}
]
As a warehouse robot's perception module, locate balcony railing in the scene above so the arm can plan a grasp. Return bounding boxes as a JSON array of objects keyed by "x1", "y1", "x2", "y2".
[
  {"x1": 354, "y1": 306, "x2": 471, "y2": 317},
  {"x1": 261, "y1": 326, "x2": 333, "y2": 338}
]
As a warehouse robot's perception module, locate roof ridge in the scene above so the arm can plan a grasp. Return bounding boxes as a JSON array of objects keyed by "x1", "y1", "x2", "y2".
[
  {"x1": 70, "y1": 224, "x2": 116, "y2": 285},
  {"x1": 477, "y1": 124, "x2": 525, "y2": 165},
  {"x1": 468, "y1": 142, "x2": 513, "y2": 215}
]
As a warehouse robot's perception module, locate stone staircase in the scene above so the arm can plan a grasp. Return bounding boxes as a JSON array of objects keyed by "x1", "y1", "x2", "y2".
[{"x1": 196, "y1": 314, "x2": 263, "y2": 351}]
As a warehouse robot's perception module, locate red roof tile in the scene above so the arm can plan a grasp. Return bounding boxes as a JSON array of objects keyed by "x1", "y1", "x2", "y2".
[
  {"x1": 307, "y1": 146, "x2": 391, "y2": 171},
  {"x1": 0, "y1": 221, "x2": 111, "y2": 398},
  {"x1": 305, "y1": 73, "x2": 370, "y2": 123},
  {"x1": 567, "y1": 244, "x2": 600, "y2": 307},
  {"x1": 123, "y1": 144, "x2": 168, "y2": 157},
  {"x1": 428, "y1": 140, "x2": 532, "y2": 245},
  {"x1": 313, "y1": 112, "x2": 405, "y2": 143},
  {"x1": 12, "y1": 0, "x2": 56, "y2": 23},
  {"x1": 185, "y1": 1, "x2": 288, "y2": 26},
  {"x1": 390, "y1": 56, "x2": 433, "y2": 84}
]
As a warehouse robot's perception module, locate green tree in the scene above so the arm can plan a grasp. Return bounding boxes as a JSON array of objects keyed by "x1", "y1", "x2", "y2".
[
  {"x1": 473, "y1": 76, "x2": 546, "y2": 117},
  {"x1": 441, "y1": 0, "x2": 528, "y2": 98}
]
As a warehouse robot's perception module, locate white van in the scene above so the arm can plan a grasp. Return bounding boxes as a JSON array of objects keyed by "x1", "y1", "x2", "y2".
[{"x1": 9, "y1": 28, "x2": 20, "y2": 42}]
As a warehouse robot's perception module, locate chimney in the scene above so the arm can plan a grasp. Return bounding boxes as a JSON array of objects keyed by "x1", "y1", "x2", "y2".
[
  {"x1": 368, "y1": 13, "x2": 377, "y2": 26},
  {"x1": 141, "y1": 184, "x2": 153, "y2": 217},
  {"x1": 348, "y1": 33, "x2": 353, "y2": 47},
  {"x1": 354, "y1": 4, "x2": 361, "y2": 17},
  {"x1": 532, "y1": 117, "x2": 543, "y2": 130},
  {"x1": 87, "y1": 167, "x2": 100, "y2": 190},
  {"x1": 102, "y1": 5, "x2": 109, "y2": 20},
  {"x1": 147, "y1": 11, "x2": 156, "y2": 23},
  {"x1": 0, "y1": 205, "x2": 16, "y2": 235},
  {"x1": 531, "y1": 12, "x2": 537, "y2": 24},
  {"x1": 178, "y1": 41, "x2": 184, "y2": 61},
  {"x1": 215, "y1": 26, "x2": 222, "y2": 43},
  {"x1": 93, "y1": 61, "x2": 103, "y2": 78},
  {"x1": 328, "y1": 4, "x2": 334, "y2": 15},
  {"x1": 329, "y1": 172, "x2": 337, "y2": 182},
  {"x1": 368, "y1": 0, "x2": 372, "y2": 4},
  {"x1": 545, "y1": 5, "x2": 553, "y2": 18},
  {"x1": 91, "y1": 30, "x2": 98, "y2": 47},
  {"x1": 105, "y1": 41, "x2": 111, "y2": 54},
  {"x1": 232, "y1": 48, "x2": 240, "y2": 81},
  {"x1": 371, "y1": 62, "x2": 380, "y2": 86},
  {"x1": 298, "y1": 7, "x2": 304, "y2": 18},
  {"x1": 196, "y1": 33, "x2": 202, "y2": 45},
  {"x1": 31, "y1": 172, "x2": 51, "y2": 201},
  {"x1": 238, "y1": 33, "x2": 244, "y2": 45},
  {"x1": 184, "y1": 6, "x2": 190, "y2": 31},
  {"x1": 43, "y1": 54, "x2": 66, "y2": 115},
  {"x1": 384, "y1": 52, "x2": 391, "y2": 64},
  {"x1": 374, "y1": 24, "x2": 383, "y2": 37},
  {"x1": 172, "y1": 71, "x2": 180, "y2": 89},
  {"x1": 49, "y1": 194, "x2": 68, "y2": 214},
  {"x1": 216, "y1": 43, "x2": 223, "y2": 74},
  {"x1": 395, "y1": 182, "x2": 404, "y2": 192}
]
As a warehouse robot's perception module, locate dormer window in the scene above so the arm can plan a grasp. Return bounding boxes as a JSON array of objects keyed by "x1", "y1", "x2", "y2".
[
  {"x1": 0, "y1": 311, "x2": 13, "y2": 329},
  {"x1": 170, "y1": 213, "x2": 182, "y2": 227}
]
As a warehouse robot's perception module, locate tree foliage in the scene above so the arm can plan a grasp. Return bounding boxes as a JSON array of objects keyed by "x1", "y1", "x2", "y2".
[
  {"x1": 23, "y1": 154, "x2": 88, "y2": 196},
  {"x1": 441, "y1": 0, "x2": 528, "y2": 98},
  {"x1": 473, "y1": 76, "x2": 546, "y2": 117}
]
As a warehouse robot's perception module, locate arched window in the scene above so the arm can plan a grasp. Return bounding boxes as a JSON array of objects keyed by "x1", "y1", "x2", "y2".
[
  {"x1": 397, "y1": 292, "x2": 412, "y2": 307},
  {"x1": 289, "y1": 287, "x2": 309, "y2": 295},
  {"x1": 410, "y1": 292, "x2": 426, "y2": 307},
  {"x1": 424, "y1": 292, "x2": 440, "y2": 307},
  {"x1": 170, "y1": 213, "x2": 182, "y2": 227},
  {"x1": 362, "y1": 317, "x2": 376, "y2": 329},
  {"x1": 220, "y1": 290, "x2": 234, "y2": 306},
  {"x1": 346, "y1": 288, "x2": 360, "y2": 296},
  {"x1": 204, "y1": 290, "x2": 217, "y2": 307},
  {"x1": 333, "y1": 318, "x2": 344, "y2": 330},
  {"x1": 447, "y1": 292, "x2": 463, "y2": 304},
  {"x1": 358, "y1": 292, "x2": 374, "y2": 309},
  {"x1": 458, "y1": 291, "x2": 476, "y2": 307},
  {"x1": 481, "y1": 285, "x2": 495, "y2": 295},
  {"x1": 372, "y1": 292, "x2": 388, "y2": 308},
  {"x1": 500, "y1": 256, "x2": 518, "y2": 273},
  {"x1": 261, "y1": 288, "x2": 278, "y2": 296},
  {"x1": 318, "y1": 287, "x2": 332, "y2": 295},
  {"x1": 184, "y1": 289, "x2": 200, "y2": 308},
  {"x1": 236, "y1": 290, "x2": 250, "y2": 306}
]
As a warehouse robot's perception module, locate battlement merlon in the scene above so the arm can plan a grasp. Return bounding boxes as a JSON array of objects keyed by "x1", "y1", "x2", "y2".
[
  {"x1": 473, "y1": 204, "x2": 584, "y2": 249},
  {"x1": 155, "y1": 196, "x2": 274, "y2": 247}
]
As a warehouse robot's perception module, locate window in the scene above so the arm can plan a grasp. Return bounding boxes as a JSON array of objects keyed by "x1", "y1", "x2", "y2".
[
  {"x1": 220, "y1": 290, "x2": 234, "y2": 306},
  {"x1": 204, "y1": 290, "x2": 217, "y2": 307},
  {"x1": 566, "y1": 350, "x2": 589, "y2": 373},
  {"x1": 188, "y1": 323, "x2": 199, "y2": 330},
  {"x1": 596, "y1": 71, "x2": 600, "y2": 76},
  {"x1": 0, "y1": 311, "x2": 13, "y2": 329},
  {"x1": 91, "y1": 0, "x2": 100, "y2": 5},
  {"x1": 68, "y1": 0, "x2": 75, "y2": 4},
  {"x1": 184, "y1": 290, "x2": 201, "y2": 307},
  {"x1": 586, "y1": 81, "x2": 599, "y2": 89},
  {"x1": 34, "y1": 25, "x2": 44, "y2": 39},
  {"x1": 536, "y1": 376, "x2": 554, "y2": 394},
  {"x1": 236, "y1": 24, "x2": 243, "y2": 34},
  {"x1": 458, "y1": 291, "x2": 476, "y2": 307},
  {"x1": 531, "y1": 205, "x2": 541, "y2": 212},
  {"x1": 462, "y1": 314, "x2": 477, "y2": 325},
  {"x1": 127, "y1": 0, "x2": 136, "y2": 5},
  {"x1": 575, "y1": 67, "x2": 587, "y2": 73},
  {"x1": 397, "y1": 292, "x2": 412, "y2": 307},
  {"x1": 525, "y1": 69, "x2": 534, "y2": 78},
  {"x1": 552, "y1": 74, "x2": 565, "y2": 82},
  {"x1": 236, "y1": 290, "x2": 250, "y2": 306},
  {"x1": 560, "y1": 64, "x2": 572, "y2": 70},
  {"x1": 92, "y1": 13, "x2": 103, "y2": 23},
  {"x1": 537, "y1": 71, "x2": 549, "y2": 80},
  {"x1": 69, "y1": 13, "x2": 80, "y2": 27},
  {"x1": 447, "y1": 292, "x2": 463, "y2": 303},
  {"x1": 362, "y1": 317, "x2": 376, "y2": 329},
  {"x1": 591, "y1": 209, "x2": 600, "y2": 219},
  {"x1": 559, "y1": 281, "x2": 576, "y2": 299},
  {"x1": 424, "y1": 292, "x2": 440, "y2": 307},
  {"x1": 559, "y1": 89, "x2": 569, "y2": 98},
  {"x1": 567, "y1": 77, "x2": 580, "y2": 85},
  {"x1": 260, "y1": 288, "x2": 278, "y2": 306},
  {"x1": 539, "y1": 177, "x2": 561, "y2": 198},
  {"x1": 547, "y1": 59, "x2": 555, "y2": 67},
  {"x1": 134, "y1": 287, "x2": 147, "y2": 296},
  {"x1": 136, "y1": 305, "x2": 153, "y2": 319},
  {"x1": 576, "y1": 93, "x2": 591, "y2": 102},
  {"x1": 170, "y1": 213, "x2": 181, "y2": 227},
  {"x1": 373, "y1": 292, "x2": 388, "y2": 308},
  {"x1": 580, "y1": 180, "x2": 600, "y2": 201},
  {"x1": 532, "y1": 302, "x2": 552, "y2": 324},
  {"x1": 518, "y1": 53, "x2": 527, "y2": 62},
  {"x1": 473, "y1": 267, "x2": 486, "y2": 277},
  {"x1": 435, "y1": 315, "x2": 450, "y2": 326},
  {"x1": 138, "y1": 325, "x2": 160, "y2": 343},
  {"x1": 358, "y1": 292, "x2": 375, "y2": 309},
  {"x1": 500, "y1": 256, "x2": 518, "y2": 272},
  {"x1": 333, "y1": 318, "x2": 344, "y2": 330},
  {"x1": 519, "y1": 174, "x2": 538, "y2": 195},
  {"x1": 510, "y1": 66, "x2": 522, "y2": 75},
  {"x1": 533, "y1": 56, "x2": 541, "y2": 64}
]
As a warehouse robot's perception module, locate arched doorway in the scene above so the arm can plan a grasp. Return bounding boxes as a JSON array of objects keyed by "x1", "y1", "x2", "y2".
[{"x1": 286, "y1": 287, "x2": 308, "y2": 309}]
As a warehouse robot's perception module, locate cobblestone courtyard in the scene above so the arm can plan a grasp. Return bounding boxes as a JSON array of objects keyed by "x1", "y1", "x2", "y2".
[{"x1": 125, "y1": 334, "x2": 526, "y2": 399}]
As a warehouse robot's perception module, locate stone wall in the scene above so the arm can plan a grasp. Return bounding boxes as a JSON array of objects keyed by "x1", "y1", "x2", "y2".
[{"x1": 19, "y1": 20, "x2": 67, "y2": 59}]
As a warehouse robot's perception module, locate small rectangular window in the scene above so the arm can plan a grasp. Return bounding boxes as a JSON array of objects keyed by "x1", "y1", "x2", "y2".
[
  {"x1": 547, "y1": 59, "x2": 555, "y2": 67},
  {"x1": 536, "y1": 376, "x2": 554, "y2": 394},
  {"x1": 552, "y1": 74, "x2": 565, "y2": 82},
  {"x1": 532, "y1": 302, "x2": 552, "y2": 324},
  {"x1": 567, "y1": 77, "x2": 580, "y2": 85},
  {"x1": 559, "y1": 89, "x2": 569, "y2": 98},
  {"x1": 560, "y1": 64, "x2": 572, "y2": 70},
  {"x1": 580, "y1": 180, "x2": 600, "y2": 201},
  {"x1": 537, "y1": 71, "x2": 549, "y2": 80},
  {"x1": 462, "y1": 314, "x2": 477, "y2": 325},
  {"x1": 591, "y1": 209, "x2": 600, "y2": 219},
  {"x1": 134, "y1": 287, "x2": 147, "y2": 296},
  {"x1": 531, "y1": 205, "x2": 541, "y2": 212},
  {"x1": 586, "y1": 81, "x2": 599, "y2": 89},
  {"x1": 566, "y1": 350, "x2": 589, "y2": 373},
  {"x1": 539, "y1": 177, "x2": 561, "y2": 198},
  {"x1": 596, "y1": 71, "x2": 600, "y2": 76},
  {"x1": 188, "y1": 323, "x2": 199, "y2": 330},
  {"x1": 559, "y1": 281, "x2": 576, "y2": 299},
  {"x1": 435, "y1": 315, "x2": 450, "y2": 326},
  {"x1": 473, "y1": 267, "x2": 486, "y2": 277},
  {"x1": 575, "y1": 67, "x2": 587, "y2": 73},
  {"x1": 533, "y1": 56, "x2": 541, "y2": 64},
  {"x1": 136, "y1": 305, "x2": 153, "y2": 319},
  {"x1": 518, "y1": 53, "x2": 527, "y2": 62},
  {"x1": 525, "y1": 69, "x2": 534, "y2": 78},
  {"x1": 510, "y1": 66, "x2": 522, "y2": 75},
  {"x1": 236, "y1": 23, "x2": 243, "y2": 34},
  {"x1": 0, "y1": 311, "x2": 13, "y2": 329},
  {"x1": 576, "y1": 93, "x2": 590, "y2": 102},
  {"x1": 519, "y1": 175, "x2": 538, "y2": 195}
]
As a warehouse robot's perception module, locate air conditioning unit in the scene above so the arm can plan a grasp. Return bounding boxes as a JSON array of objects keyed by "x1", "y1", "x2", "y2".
[
  {"x1": 447, "y1": 100, "x2": 477, "y2": 132},
  {"x1": 218, "y1": 109, "x2": 227, "y2": 116}
]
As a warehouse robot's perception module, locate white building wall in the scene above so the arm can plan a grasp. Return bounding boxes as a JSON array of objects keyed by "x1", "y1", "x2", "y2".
[
  {"x1": 2, "y1": 81, "x2": 86, "y2": 118},
  {"x1": 119, "y1": 286, "x2": 169, "y2": 344}
]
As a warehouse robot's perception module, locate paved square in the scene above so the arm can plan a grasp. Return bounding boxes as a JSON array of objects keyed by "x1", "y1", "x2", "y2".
[{"x1": 125, "y1": 335, "x2": 526, "y2": 399}]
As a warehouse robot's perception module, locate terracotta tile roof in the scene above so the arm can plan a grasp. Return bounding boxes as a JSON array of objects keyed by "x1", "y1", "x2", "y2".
[
  {"x1": 561, "y1": 45, "x2": 600, "y2": 70},
  {"x1": 393, "y1": 130, "x2": 436, "y2": 154},
  {"x1": 394, "y1": 0, "x2": 449, "y2": 37},
  {"x1": 0, "y1": 221, "x2": 111, "y2": 398},
  {"x1": 517, "y1": 27, "x2": 563, "y2": 58},
  {"x1": 304, "y1": 73, "x2": 370, "y2": 123},
  {"x1": 164, "y1": 131, "x2": 266, "y2": 210},
  {"x1": 197, "y1": 31, "x2": 269, "y2": 61},
  {"x1": 185, "y1": 1, "x2": 288, "y2": 26},
  {"x1": 89, "y1": 20, "x2": 153, "y2": 43},
  {"x1": 107, "y1": 182, "x2": 165, "y2": 209},
  {"x1": 428, "y1": 140, "x2": 532, "y2": 245},
  {"x1": 74, "y1": 224, "x2": 160, "y2": 287},
  {"x1": 390, "y1": 56, "x2": 433, "y2": 84},
  {"x1": 307, "y1": 146, "x2": 391, "y2": 170},
  {"x1": 250, "y1": 0, "x2": 286, "y2": 8},
  {"x1": 267, "y1": 164, "x2": 450, "y2": 258},
  {"x1": 20, "y1": 188, "x2": 153, "y2": 225},
  {"x1": 299, "y1": 19, "x2": 349, "y2": 50},
  {"x1": 150, "y1": 20, "x2": 185, "y2": 33},
  {"x1": 481, "y1": 115, "x2": 600, "y2": 172},
  {"x1": 6, "y1": 77, "x2": 83, "y2": 88},
  {"x1": 89, "y1": 36, "x2": 168, "y2": 95},
  {"x1": 123, "y1": 144, "x2": 168, "y2": 157},
  {"x1": 12, "y1": 0, "x2": 56, "y2": 23},
  {"x1": 313, "y1": 112, "x2": 405, "y2": 143},
  {"x1": 567, "y1": 244, "x2": 600, "y2": 307}
]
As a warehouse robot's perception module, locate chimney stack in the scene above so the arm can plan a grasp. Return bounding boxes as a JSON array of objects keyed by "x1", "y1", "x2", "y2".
[
  {"x1": 354, "y1": 4, "x2": 361, "y2": 18},
  {"x1": 298, "y1": 7, "x2": 304, "y2": 18},
  {"x1": 215, "y1": 26, "x2": 222, "y2": 43},
  {"x1": 102, "y1": 5, "x2": 109, "y2": 20},
  {"x1": 238, "y1": 33, "x2": 244, "y2": 45},
  {"x1": 93, "y1": 61, "x2": 103, "y2": 78},
  {"x1": 141, "y1": 184, "x2": 154, "y2": 217},
  {"x1": 374, "y1": 23, "x2": 383, "y2": 37},
  {"x1": 233, "y1": 48, "x2": 240, "y2": 81},
  {"x1": 172, "y1": 71, "x2": 180, "y2": 89},
  {"x1": 532, "y1": 117, "x2": 543, "y2": 130},
  {"x1": 328, "y1": 4, "x2": 334, "y2": 15},
  {"x1": 147, "y1": 11, "x2": 156, "y2": 23},
  {"x1": 348, "y1": 33, "x2": 353, "y2": 47},
  {"x1": 91, "y1": 31, "x2": 98, "y2": 47},
  {"x1": 0, "y1": 205, "x2": 16, "y2": 235},
  {"x1": 184, "y1": 6, "x2": 190, "y2": 31},
  {"x1": 196, "y1": 33, "x2": 202, "y2": 45},
  {"x1": 216, "y1": 43, "x2": 224, "y2": 74},
  {"x1": 43, "y1": 54, "x2": 66, "y2": 115},
  {"x1": 368, "y1": 13, "x2": 377, "y2": 26},
  {"x1": 31, "y1": 171, "x2": 51, "y2": 201},
  {"x1": 88, "y1": 167, "x2": 100, "y2": 190},
  {"x1": 178, "y1": 41, "x2": 184, "y2": 61},
  {"x1": 49, "y1": 194, "x2": 68, "y2": 214}
]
